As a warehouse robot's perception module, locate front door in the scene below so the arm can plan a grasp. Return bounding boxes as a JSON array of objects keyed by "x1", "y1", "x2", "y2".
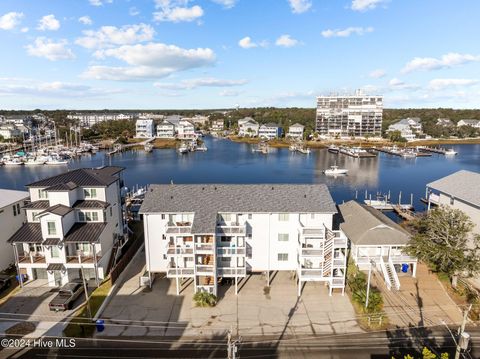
[{"x1": 54, "y1": 271, "x2": 62, "y2": 286}]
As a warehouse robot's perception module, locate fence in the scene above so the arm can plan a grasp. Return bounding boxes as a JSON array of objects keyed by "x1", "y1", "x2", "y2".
[{"x1": 109, "y1": 235, "x2": 143, "y2": 285}]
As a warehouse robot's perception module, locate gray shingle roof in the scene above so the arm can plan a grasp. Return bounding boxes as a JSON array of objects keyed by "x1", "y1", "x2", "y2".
[
  {"x1": 141, "y1": 184, "x2": 337, "y2": 234},
  {"x1": 427, "y1": 170, "x2": 480, "y2": 207},
  {"x1": 8, "y1": 223, "x2": 43, "y2": 243},
  {"x1": 27, "y1": 166, "x2": 124, "y2": 188},
  {"x1": 338, "y1": 200, "x2": 410, "y2": 246}
]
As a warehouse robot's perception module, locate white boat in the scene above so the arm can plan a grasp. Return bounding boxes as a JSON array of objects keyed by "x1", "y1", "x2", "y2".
[
  {"x1": 445, "y1": 148, "x2": 457, "y2": 156},
  {"x1": 144, "y1": 143, "x2": 154, "y2": 153},
  {"x1": 45, "y1": 156, "x2": 69, "y2": 165},
  {"x1": 178, "y1": 143, "x2": 189, "y2": 154},
  {"x1": 196, "y1": 143, "x2": 208, "y2": 152},
  {"x1": 2, "y1": 155, "x2": 24, "y2": 166},
  {"x1": 24, "y1": 157, "x2": 47, "y2": 165},
  {"x1": 297, "y1": 147, "x2": 311, "y2": 154},
  {"x1": 323, "y1": 165, "x2": 348, "y2": 175},
  {"x1": 327, "y1": 145, "x2": 339, "y2": 154}
]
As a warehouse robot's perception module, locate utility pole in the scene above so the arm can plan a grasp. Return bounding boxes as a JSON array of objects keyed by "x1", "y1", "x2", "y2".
[
  {"x1": 80, "y1": 266, "x2": 92, "y2": 319},
  {"x1": 365, "y1": 260, "x2": 374, "y2": 309},
  {"x1": 455, "y1": 304, "x2": 472, "y2": 359},
  {"x1": 227, "y1": 327, "x2": 241, "y2": 359}
]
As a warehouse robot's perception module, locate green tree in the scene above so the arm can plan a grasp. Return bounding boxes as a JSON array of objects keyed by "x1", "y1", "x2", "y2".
[
  {"x1": 388, "y1": 130, "x2": 407, "y2": 142},
  {"x1": 405, "y1": 206, "x2": 480, "y2": 288},
  {"x1": 0, "y1": 134, "x2": 4, "y2": 142}
]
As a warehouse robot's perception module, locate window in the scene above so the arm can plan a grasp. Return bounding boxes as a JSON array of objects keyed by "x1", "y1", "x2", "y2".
[
  {"x1": 76, "y1": 243, "x2": 90, "y2": 253},
  {"x1": 222, "y1": 213, "x2": 231, "y2": 222},
  {"x1": 17, "y1": 203, "x2": 20, "y2": 215},
  {"x1": 78, "y1": 212, "x2": 85, "y2": 222},
  {"x1": 47, "y1": 221, "x2": 56, "y2": 235},
  {"x1": 38, "y1": 189, "x2": 48, "y2": 199},
  {"x1": 310, "y1": 213, "x2": 315, "y2": 219},
  {"x1": 50, "y1": 246, "x2": 60, "y2": 258},
  {"x1": 248, "y1": 214, "x2": 252, "y2": 220},
  {"x1": 278, "y1": 233, "x2": 289, "y2": 242},
  {"x1": 221, "y1": 236, "x2": 232, "y2": 243},
  {"x1": 277, "y1": 253, "x2": 288, "y2": 261},
  {"x1": 13, "y1": 205, "x2": 17, "y2": 216},
  {"x1": 32, "y1": 212, "x2": 41, "y2": 222},
  {"x1": 278, "y1": 213, "x2": 289, "y2": 221},
  {"x1": 80, "y1": 211, "x2": 99, "y2": 222},
  {"x1": 110, "y1": 207, "x2": 113, "y2": 217},
  {"x1": 84, "y1": 188, "x2": 97, "y2": 199},
  {"x1": 161, "y1": 214, "x2": 165, "y2": 220}
]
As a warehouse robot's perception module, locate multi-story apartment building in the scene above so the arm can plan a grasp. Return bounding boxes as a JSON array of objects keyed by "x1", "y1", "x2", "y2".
[
  {"x1": 0, "y1": 189, "x2": 29, "y2": 271},
  {"x1": 315, "y1": 90, "x2": 383, "y2": 138},
  {"x1": 177, "y1": 120, "x2": 196, "y2": 139},
  {"x1": 259, "y1": 123, "x2": 282, "y2": 140},
  {"x1": 67, "y1": 113, "x2": 135, "y2": 128},
  {"x1": 135, "y1": 119, "x2": 155, "y2": 138},
  {"x1": 287, "y1": 123, "x2": 305, "y2": 140},
  {"x1": 426, "y1": 170, "x2": 480, "y2": 235},
  {"x1": 211, "y1": 120, "x2": 224, "y2": 132},
  {"x1": 156, "y1": 120, "x2": 176, "y2": 139},
  {"x1": 238, "y1": 118, "x2": 259, "y2": 137},
  {"x1": 8, "y1": 167, "x2": 125, "y2": 287},
  {"x1": 141, "y1": 184, "x2": 348, "y2": 297}
]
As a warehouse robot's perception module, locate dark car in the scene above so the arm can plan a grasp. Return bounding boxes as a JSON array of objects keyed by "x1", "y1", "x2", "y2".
[
  {"x1": 48, "y1": 279, "x2": 84, "y2": 311},
  {"x1": 0, "y1": 275, "x2": 11, "y2": 294}
]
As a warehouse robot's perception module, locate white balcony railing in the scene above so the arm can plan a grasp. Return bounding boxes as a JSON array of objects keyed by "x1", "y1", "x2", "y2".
[
  {"x1": 300, "y1": 248, "x2": 323, "y2": 256},
  {"x1": 217, "y1": 247, "x2": 246, "y2": 256},
  {"x1": 167, "y1": 267, "x2": 195, "y2": 277},
  {"x1": 167, "y1": 247, "x2": 194, "y2": 255},
  {"x1": 217, "y1": 267, "x2": 247, "y2": 276},
  {"x1": 196, "y1": 265, "x2": 215, "y2": 274},
  {"x1": 216, "y1": 224, "x2": 246, "y2": 235}
]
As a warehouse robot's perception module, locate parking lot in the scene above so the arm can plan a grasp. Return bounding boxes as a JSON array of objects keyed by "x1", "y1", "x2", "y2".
[{"x1": 97, "y1": 249, "x2": 362, "y2": 338}]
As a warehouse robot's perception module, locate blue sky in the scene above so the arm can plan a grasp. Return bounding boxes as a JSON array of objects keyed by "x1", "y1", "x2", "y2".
[{"x1": 0, "y1": 0, "x2": 479, "y2": 110}]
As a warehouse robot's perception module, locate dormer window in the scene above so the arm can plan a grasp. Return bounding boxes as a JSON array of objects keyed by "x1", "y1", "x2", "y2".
[
  {"x1": 38, "y1": 189, "x2": 48, "y2": 199},
  {"x1": 84, "y1": 188, "x2": 97, "y2": 199}
]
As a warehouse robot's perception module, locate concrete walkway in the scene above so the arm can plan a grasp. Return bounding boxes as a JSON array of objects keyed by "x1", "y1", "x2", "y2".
[
  {"x1": 97, "y1": 249, "x2": 363, "y2": 338},
  {"x1": 374, "y1": 263, "x2": 464, "y2": 328}
]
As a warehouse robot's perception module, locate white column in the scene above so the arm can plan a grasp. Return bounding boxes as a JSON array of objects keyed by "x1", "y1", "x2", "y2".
[
  {"x1": 297, "y1": 278, "x2": 301, "y2": 297},
  {"x1": 412, "y1": 262, "x2": 417, "y2": 278},
  {"x1": 235, "y1": 276, "x2": 238, "y2": 295}
]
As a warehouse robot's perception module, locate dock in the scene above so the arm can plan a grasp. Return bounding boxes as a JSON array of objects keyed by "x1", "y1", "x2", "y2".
[
  {"x1": 417, "y1": 146, "x2": 449, "y2": 155},
  {"x1": 337, "y1": 146, "x2": 376, "y2": 158},
  {"x1": 393, "y1": 205, "x2": 417, "y2": 221}
]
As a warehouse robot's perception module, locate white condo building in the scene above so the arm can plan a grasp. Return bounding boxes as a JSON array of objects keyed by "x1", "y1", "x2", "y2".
[
  {"x1": 136, "y1": 119, "x2": 155, "y2": 138},
  {"x1": 8, "y1": 167, "x2": 125, "y2": 287},
  {"x1": 67, "y1": 113, "x2": 134, "y2": 128},
  {"x1": 0, "y1": 189, "x2": 29, "y2": 271},
  {"x1": 238, "y1": 118, "x2": 259, "y2": 137},
  {"x1": 156, "y1": 120, "x2": 176, "y2": 139},
  {"x1": 258, "y1": 123, "x2": 282, "y2": 140},
  {"x1": 287, "y1": 123, "x2": 305, "y2": 140},
  {"x1": 141, "y1": 184, "x2": 348, "y2": 297},
  {"x1": 315, "y1": 90, "x2": 383, "y2": 138},
  {"x1": 177, "y1": 120, "x2": 196, "y2": 139}
]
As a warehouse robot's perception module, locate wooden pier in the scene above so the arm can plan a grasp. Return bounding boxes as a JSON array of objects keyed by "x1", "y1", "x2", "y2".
[
  {"x1": 337, "y1": 147, "x2": 377, "y2": 158},
  {"x1": 393, "y1": 205, "x2": 417, "y2": 221},
  {"x1": 418, "y1": 146, "x2": 449, "y2": 155}
]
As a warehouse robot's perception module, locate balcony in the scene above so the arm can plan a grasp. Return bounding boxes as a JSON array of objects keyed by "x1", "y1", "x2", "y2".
[
  {"x1": 217, "y1": 247, "x2": 246, "y2": 256},
  {"x1": 167, "y1": 266, "x2": 194, "y2": 277},
  {"x1": 196, "y1": 265, "x2": 215, "y2": 275},
  {"x1": 216, "y1": 223, "x2": 246, "y2": 235},
  {"x1": 333, "y1": 257, "x2": 346, "y2": 267},
  {"x1": 331, "y1": 277, "x2": 345, "y2": 287},
  {"x1": 217, "y1": 267, "x2": 246, "y2": 277},
  {"x1": 299, "y1": 226, "x2": 324, "y2": 238},
  {"x1": 300, "y1": 269, "x2": 323, "y2": 278},
  {"x1": 166, "y1": 222, "x2": 192, "y2": 234},
  {"x1": 18, "y1": 254, "x2": 46, "y2": 264},
  {"x1": 167, "y1": 246, "x2": 194, "y2": 255},
  {"x1": 299, "y1": 247, "x2": 323, "y2": 257}
]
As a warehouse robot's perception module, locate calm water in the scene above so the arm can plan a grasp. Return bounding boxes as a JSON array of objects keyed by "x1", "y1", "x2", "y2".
[{"x1": 1, "y1": 137, "x2": 479, "y2": 213}]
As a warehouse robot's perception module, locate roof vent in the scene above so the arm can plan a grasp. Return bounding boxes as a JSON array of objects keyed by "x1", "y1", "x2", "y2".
[
  {"x1": 214, "y1": 186, "x2": 217, "y2": 190},
  {"x1": 304, "y1": 194, "x2": 307, "y2": 198},
  {"x1": 170, "y1": 196, "x2": 173, "y2": 199},
  {"x1": 202, "y1": 187, "x2": 205, "y2": 190},
  {"x1": 271, "y1": 186, "x2": 274, "y2": 190}
]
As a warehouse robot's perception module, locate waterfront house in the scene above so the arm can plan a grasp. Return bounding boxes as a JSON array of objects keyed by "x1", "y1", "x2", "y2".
[
  {"x1": 136, "y1": 119, "x2": 155, "y2": 138},
  {"x1": 177, "y1": 119, "x2": 196, "y2": 139},
  {"x1": 0, "y1": 189, "x2": 29, "y2": 271},
  {"x1": 156, "y1": 120, "x2": 176, "y2": 139},
  {"x1": 387, "y1": 118, "x2": 422, "y2": 141},
  {"x1": 426, "y1": 170, "x2": 480, "y2": 235},
  {"x1": 339, "y1": 201, "x2": 417, "y2": 290},
  {"x1": 8, "y1": 167, "x2": 125, "y2": 287},
  {"x1": 140, "y1": 184, "x2": 347, "y2": 296},
  {"x1": 259, "y1": 123, "x2": 282, "y2": 140},
  {"x1": 0, "y1": 125, "x2": 22, "y2": 140},
  {"x1": 238, "y1": 117, "x2": 259, "y2": 137},
  {"x1": 211, "y1": 120, "x2": 225, "y2": 132},
  {"x1": 287, "y1": 123, "x2": 305, "y2": 140},
  {"x1": 457, "y1": 119, "x2": 480, "y2": 128},
  {"x1": 436, "y1": 118, "x2": 453, "y2": 127}
]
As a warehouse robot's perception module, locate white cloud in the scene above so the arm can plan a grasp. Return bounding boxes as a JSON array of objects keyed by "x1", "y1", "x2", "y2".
[
  {"x1": 388, "y1": 78, "x2": 420, "y2": 90},
  {"x1": 351, "y1": 0, "x2": 386, "y2": 12},
  {"x1": 79, "y1": 16, "x2": 93, "y2": 25},
  {"x1": 402, "y1": 53, "x2": 480, "y2": 73},
  {"x1": 154, "y1": 1, "x2": 204, "y2": 23},
  {"x1": 0, "y1": 12, "x2": 24, "y2": 30},
  {"x1": 89, "y1": 0, "x2": 113, "y2": 6},
  {"x1": 25, "y1": 37, "x2": 75, "y2": 61},
  {"x1": 129, "y1": 7, "x2": 140, "y2": 16},
  {"x1": 369, "y1": 69, "x2": 386, "y2": 78},
  {"x1": 21, "y1": 27, "x2": 29, "y2": 33},
  {"x1": 238, "y1": 36, "x2": 267, "y2": 49},
  {"x1": 288, "y1": 0, "x2": 312, "y2": 14},
  {"x1": 428, "y1": 78, "x2": 479, "y2": 91},
  {"x1": 275, "y1": 34, "x2": 299, "y2": 47},
  {"x1": 321, "y1": 26, "x2": 374, "y2": 38},
  {"x1": 219, "y1": 89, "x2": 240, "y2": 96},
  {"x1": 76, "y1": 24, "x2": 155, "y2": 49},
  {"x1": 37, "y1": 14, "x2": 60, "y2": 31},
  {"x1": 154, "y1": 77, "x2": 248, "y2": 90},
  {"x1": 82, "y1": 42, "x2": 215, "y2": 81},
  {"x1": 211, "y1": 0, "x2": 238, "y2": 8}
]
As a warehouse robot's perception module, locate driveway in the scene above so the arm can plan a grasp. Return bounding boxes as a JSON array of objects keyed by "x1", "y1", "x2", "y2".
[
  {"x1": 97, "y1": 249, "x2": 362, "y2": 338},
  {"x1": 0, "y1": 279, "x2": 90, "y2": 337}
]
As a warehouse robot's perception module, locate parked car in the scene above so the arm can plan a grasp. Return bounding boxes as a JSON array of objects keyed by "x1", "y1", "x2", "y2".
[
  {"x1": 48, "y1": 279, "x2": 84, "y2": 311},
  {"x1": 0, "y1": 275, "x2": 12, "y2": 294}
]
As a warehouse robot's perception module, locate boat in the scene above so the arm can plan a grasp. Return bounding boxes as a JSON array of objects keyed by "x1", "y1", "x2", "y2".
[
  {"x1": 297, "y1": 146, "x2": 311, "y2": 154},
  {"x1": 144, "y1": 143, "x2": 154, "y2": 153},
  {"x1": 323, "y1": 165, "x2": 348, "y2": 175},
  {"x1": 327, "y1": 145, "x2": 339, "y2": 154},
  {"x1": 45, "y1": 156, "x2": 69, "y2": 165},
  {"x1": 178, "y1": 143, "x2": 189, "y2": 154},
  {"x1": 24, "y1": 157, "x2": 48, "y2": 165},
  {"x1": 445, "y1": 148, "x2": 457, "y2": 156},
  {"x1": 196, "y1": 143, "x2": 208, "y2": 152},
  {"x1": 2, "y1": 155, "x2": 24, "y2": 166}
]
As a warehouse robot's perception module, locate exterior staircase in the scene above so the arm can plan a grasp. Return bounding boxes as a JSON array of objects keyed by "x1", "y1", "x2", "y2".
[
  {"x1": 380, "y1": 256, "x2": 400, "y2": 290},
  {"x1": 322, "y1": 227, "x2": 335, "y2": 277}
]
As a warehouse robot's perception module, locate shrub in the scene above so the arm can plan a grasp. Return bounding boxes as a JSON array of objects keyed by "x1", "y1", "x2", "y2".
[
  {"x1": 193, "y1": 291, "x2": 217, "y2": 307},
  {"x1": 347, "y1": 258, "x2": 384, "y2": 314}
]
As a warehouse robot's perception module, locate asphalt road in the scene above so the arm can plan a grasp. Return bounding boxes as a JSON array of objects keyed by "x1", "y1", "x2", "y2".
[{"x1": 1, "y1": 327, "x2": 478, "y2": 359}]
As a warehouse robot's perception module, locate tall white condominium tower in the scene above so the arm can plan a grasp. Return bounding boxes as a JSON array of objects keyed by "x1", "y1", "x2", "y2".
[
  {"x1": 315, "y1": 90, "x2": 383, "y2": 138},
  {"x1": 141, "y1": 184, "x2": 348, "y2": 297}
]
